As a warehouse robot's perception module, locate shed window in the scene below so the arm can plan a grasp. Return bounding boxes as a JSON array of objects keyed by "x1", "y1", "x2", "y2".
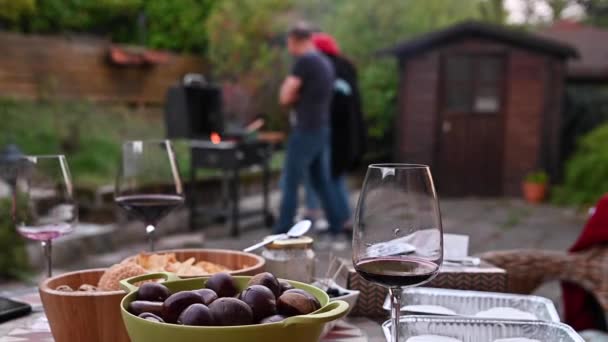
[{"x1": 444, "y1": 55, "x2": 504, "y2": 113}]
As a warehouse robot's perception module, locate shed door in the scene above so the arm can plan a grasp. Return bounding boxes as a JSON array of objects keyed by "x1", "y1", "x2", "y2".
[{"x1": 436, "y1": 54, "x2": 505, "y2": 196}]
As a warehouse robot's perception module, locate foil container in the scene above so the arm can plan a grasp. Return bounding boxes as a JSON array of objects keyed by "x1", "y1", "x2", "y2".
[
  {"x1": 383, "y1": 287, "x2": 560, "y2": 322},
  {"x1": 382, "y1": 316, "x2": 584, "y2": 342}
]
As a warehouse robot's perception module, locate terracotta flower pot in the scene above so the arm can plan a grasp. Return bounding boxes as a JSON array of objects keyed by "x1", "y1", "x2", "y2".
[{"x1": 522, "y1": 182, "x2": 547, "y2": 204}]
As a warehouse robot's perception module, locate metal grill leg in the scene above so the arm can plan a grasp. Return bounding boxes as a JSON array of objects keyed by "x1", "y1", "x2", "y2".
[
  {"x1": 230, "y1": 166, "x2": 240, "y2": 237},
  {"x1": 189, "y1": 164, "x2": 196, "y2": 231},
  {"x1": 262, "y1": 147, "x2": 274, "y2": 228}
]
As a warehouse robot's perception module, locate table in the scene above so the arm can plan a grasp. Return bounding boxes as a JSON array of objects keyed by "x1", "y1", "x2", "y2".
[
  {"x1": 0, "y1": 290, "x2": 386, "y2": 342},
  {"x1": 0, "y1": 312, "x2": 386, "y2": 342}
]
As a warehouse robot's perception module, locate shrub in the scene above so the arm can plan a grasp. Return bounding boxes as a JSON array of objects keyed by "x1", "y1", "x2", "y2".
[{"x1": 553, "y1": 123, "x2": 608, "y2": 206}]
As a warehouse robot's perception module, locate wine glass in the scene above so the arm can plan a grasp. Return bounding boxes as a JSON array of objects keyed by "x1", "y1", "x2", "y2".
[
  {"x1": 352, "y1": 164, "x2": 443, "y2": 342},
  {"x1": 11, "y1": 155, "x2": 77, "y2": 278},
  {"x1": 115, "y1": 140, "x2": 184, "y2": 251}
]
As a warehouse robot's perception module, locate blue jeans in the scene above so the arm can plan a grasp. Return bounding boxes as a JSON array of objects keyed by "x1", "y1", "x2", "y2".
[
  {"x1": 275, "y1": 127, "x2": 348, "y2": 235},
  {"x1": 304, "y1": 174, "x2": 350, "y2": 219}
]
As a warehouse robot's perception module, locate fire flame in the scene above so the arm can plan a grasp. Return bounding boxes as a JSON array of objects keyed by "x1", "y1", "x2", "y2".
[{"x1": 210, "y1": 132, "x2": 221, "y2": 144}]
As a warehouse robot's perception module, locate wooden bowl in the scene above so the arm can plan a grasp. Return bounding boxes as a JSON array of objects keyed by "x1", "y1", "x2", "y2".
[
  {"x1": 123, "y1": 248, "x2": 265, "y2": 277},
  {"x1": 39, "y1": 269, "x2": 129, "y2": 342}
]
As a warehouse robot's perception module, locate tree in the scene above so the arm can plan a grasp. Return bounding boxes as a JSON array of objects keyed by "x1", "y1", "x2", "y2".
[
  {"x1": 26, "y1": 0, "x2": 141, "y2": 35},
  {"x1": 0, "y1": 0, "x2": 35, "y2": 27},
  {"x1": 313, "y1": 0, "x2": 482, "y2": 156},
  {"x1": 206, "y1": 0, "x2": 293, "y2": 127},
  {"x1": 479, "y1": 0, "x2": 509, "y2": 24},
  {"x1": 143, "y1": 0, "x2": 214, "y2": 53},
  {"x1": 547, "y1": 0, "x2": 571, "y2": 19},
  {"x1": 576, "y1": 0, "x2": 608, "y2": 27},
  {"x1": 516, "y1": 0, "x2": 608, "y2": 27}
]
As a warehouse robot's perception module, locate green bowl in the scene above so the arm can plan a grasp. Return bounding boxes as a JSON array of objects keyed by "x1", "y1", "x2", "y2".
[{"x1": 120, "y1": 272, "x2": 349, "y2": 342}]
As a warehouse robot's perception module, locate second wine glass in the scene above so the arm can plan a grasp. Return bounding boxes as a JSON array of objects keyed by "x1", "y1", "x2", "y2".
[
  {"x1": 11, "y1": 155, "x2": 77, "y2": 278},
  {"x1": 115, "y1": 140, "x2": 184, "y2": 251},
  {"x1": 352, "y1": 164, "x2": 443, "y2": 342}
]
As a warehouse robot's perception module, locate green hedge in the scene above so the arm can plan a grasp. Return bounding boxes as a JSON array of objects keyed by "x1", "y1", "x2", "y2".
[
  {"x1": 553, "y1": 123, "x2": 608, "y2": 206},
  {"x1": 1, "y1": 0, "x2": 214, "y2": 54}
]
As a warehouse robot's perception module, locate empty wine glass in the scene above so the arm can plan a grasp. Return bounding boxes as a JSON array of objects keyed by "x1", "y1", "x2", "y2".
[
  {"x1": 115, "y1": 140, "x2": 184, "y2": 251},
  {"x1": 11, "y1": 155, "x2": 77, "y2": 278},
  {"x1": 352, "y1": 164, "x2": 443, "y2": 342}
]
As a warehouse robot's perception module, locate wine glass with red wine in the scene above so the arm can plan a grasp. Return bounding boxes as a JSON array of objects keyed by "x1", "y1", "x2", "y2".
[
  {"x1": 352, "y1": 164, "x2": 443, "y2": 342},
  {"x1": 115, "y1": 140, "x2": 184, "y2": 251},
  {"x1": 10, "y1": 155, "x2": 77, "y2": 277}
]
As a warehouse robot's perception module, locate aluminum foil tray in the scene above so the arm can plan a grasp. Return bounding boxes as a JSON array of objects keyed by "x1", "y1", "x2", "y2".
[
  {"x1": 382, "y1": 316, "x2": 584, "y2": 342},
  {"x1": 382, "y1": 287, "x2": 560, "y2": 322}
]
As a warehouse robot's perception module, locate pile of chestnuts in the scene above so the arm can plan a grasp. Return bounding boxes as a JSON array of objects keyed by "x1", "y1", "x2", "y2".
[{"x1": 128, "y1": 272, "x2": 321, "y2": 326}]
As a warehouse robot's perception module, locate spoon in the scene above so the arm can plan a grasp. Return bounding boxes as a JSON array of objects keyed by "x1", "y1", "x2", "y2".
[{"x1": 243, "y1": 220, "x2": 312, "y2": 253}]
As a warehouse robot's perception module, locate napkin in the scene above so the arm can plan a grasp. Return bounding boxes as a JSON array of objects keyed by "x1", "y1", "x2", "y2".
[{"x1": 443, "y1": 234, "x2": 469, "y2": 260}]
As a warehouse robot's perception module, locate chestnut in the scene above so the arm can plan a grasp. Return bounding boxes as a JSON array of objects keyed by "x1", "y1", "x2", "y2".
[
  {"x1": 259, "y1": 314, "x2": 287, "y2": 324},
  {"x1": 139, "y1": 312, "x2": 164, "y2": 323},
  {"x1": 277, "y1": 291, "x2": 320, "y2": 317},
  {"x1": 283, "y1": 289, "x2": 321, "y2": 309},
  {"x1": 206, "y1": 272, "x2": 238, "y2": 298},
  {"x1": 240, "y1": 285, "x2": 277, "y2": 321},
  {"x1": 129, "y1": 300, "x2": 164, "y2": 317},
  {"x1": 247, "y1": 272, "x2": 281, "y2": 297},
  {"x1": 279, "y1": 280, "x2": 294, "y2": 294},
  {"x1": 177, "y1": 303, "x2": 214, "y2": 326},
  {"x1": 162, "y1": 291, "x2": 204, "y2": 323},
  {"x1": 209, "y1": 297, "x2": 253, "y2": 326},
  {"x1": 137, "y1": 283, "x2": 171, "y2": 302},
  {"x1": 194, "y1": 288, "x2": 218, "y2": 305}
]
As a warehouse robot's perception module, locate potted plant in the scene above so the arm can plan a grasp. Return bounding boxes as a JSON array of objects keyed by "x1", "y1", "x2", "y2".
[{"x1": 522, "y1": 170, "x2": 549, "y2": 204}]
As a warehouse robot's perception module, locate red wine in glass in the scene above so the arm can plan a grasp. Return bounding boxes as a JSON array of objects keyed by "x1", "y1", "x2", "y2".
[
  {"x1": 115, "y1": 194, "x2": 184, "y2": 225},
  {"x1": 114, "y1": 140, "x2": 184, "y2": 251},
  {"x1": 352, "y1": 164, "x2": 443, "y2": 342},
  {"x1": 354, "y1": 256, "x2": 439, "y2": 288}
]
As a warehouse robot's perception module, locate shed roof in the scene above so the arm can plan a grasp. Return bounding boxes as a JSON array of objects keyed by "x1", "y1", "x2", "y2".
[
  {"x1": 537, "y1": 20, "x2": 608, "y2": 82},
  {"x1": 381, "y1": 21, "x2": 578, "y2": 60}
]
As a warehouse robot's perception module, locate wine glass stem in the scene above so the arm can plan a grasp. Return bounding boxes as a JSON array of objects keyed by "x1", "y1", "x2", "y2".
[
  {"x1": 146, "y1": 224, "x2": 156, "y2": 252},
  {"x1": 41, "y1": 240, "x2": 52, "y2": 278},
  {"x1": 389, "y1": 287, "x2": 402, "y2": 342}
]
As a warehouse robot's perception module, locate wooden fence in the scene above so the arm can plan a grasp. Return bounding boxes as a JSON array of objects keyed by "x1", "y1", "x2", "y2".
[{"x1": 0, "y1": 32, "x2": 207, "y2": 104}]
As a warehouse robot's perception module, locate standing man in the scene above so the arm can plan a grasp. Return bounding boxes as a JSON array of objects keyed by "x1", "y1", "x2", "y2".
[{"x1": 275, "y1": 22, "x2": 349, "y2": 242}]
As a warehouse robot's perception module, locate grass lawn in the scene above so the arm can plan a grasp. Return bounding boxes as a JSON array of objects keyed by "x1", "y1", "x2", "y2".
[{"x1": 1, "y1": 98, "x2": 284, "y2": 190}]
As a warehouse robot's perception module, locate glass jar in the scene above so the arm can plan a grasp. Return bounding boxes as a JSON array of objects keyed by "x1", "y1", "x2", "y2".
[{"x1": 262, "y1": 236, "x2": 315, "y2": 283}]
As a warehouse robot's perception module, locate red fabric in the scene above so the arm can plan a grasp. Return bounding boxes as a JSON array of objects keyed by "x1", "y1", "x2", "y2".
[
  {"x1": 312, "y1": 33, "x2": 340, "y2": 56},
  {"x1": 562, "y1": 194, "x2": 608, "y2": 331}
]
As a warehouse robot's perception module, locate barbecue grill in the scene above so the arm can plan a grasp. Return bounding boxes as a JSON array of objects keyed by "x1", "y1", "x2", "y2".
[{"x1": 165, "y1": 75, "x2": 275, "y2": 236}]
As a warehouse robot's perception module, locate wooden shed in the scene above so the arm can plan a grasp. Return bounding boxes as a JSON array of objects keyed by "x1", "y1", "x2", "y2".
[{"x1": 383, "y1": 22, "x2": 578, "y2": 196}]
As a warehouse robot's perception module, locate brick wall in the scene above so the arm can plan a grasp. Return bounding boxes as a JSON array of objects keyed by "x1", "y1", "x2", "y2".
[{"x1": 0, "y1": 32, "x2": 207, "y2": 104}]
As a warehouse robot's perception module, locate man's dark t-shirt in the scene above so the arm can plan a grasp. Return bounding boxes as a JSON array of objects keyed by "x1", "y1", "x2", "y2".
[{"x1": 291, "y1": 52, "x2": 335, "y2": 131}]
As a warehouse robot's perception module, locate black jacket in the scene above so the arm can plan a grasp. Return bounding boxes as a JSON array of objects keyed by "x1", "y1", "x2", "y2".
[{"x1": 326, "y1": 54, "x2": 367, "y2": 177}]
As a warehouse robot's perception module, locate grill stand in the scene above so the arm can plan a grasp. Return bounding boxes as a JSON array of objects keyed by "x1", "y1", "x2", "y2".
[{"x1": 188, "y1": 140, "x2": 275, "y2": 237}]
